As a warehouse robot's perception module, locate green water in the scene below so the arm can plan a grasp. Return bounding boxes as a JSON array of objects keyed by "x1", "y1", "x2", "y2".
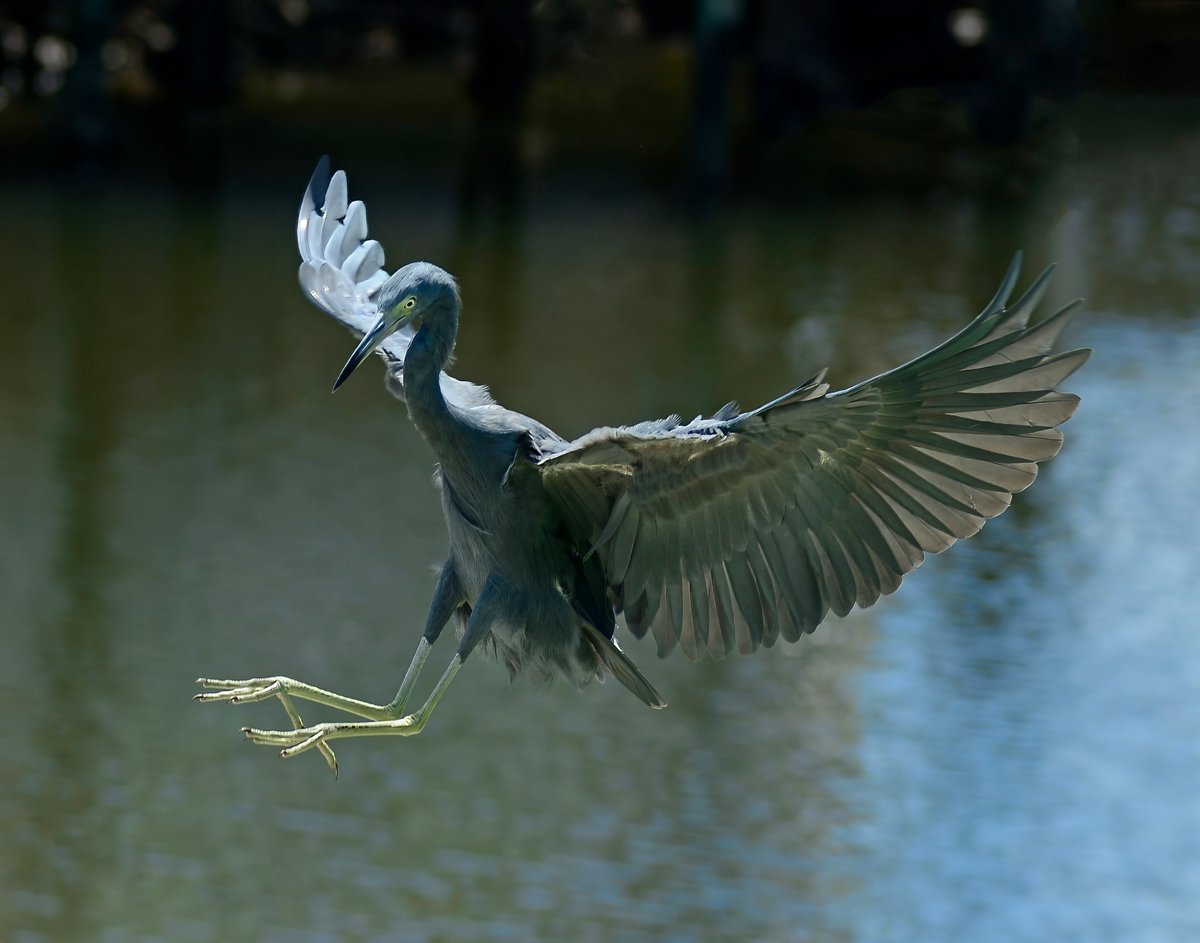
[{"x1": 2, "y1": 97, "x2": 1198, "y2": 942}]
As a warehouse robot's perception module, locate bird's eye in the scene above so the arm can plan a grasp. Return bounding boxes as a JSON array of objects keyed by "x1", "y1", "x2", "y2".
[{"x1": 404, "y1": 297, "x2": 416, "y2": 309}]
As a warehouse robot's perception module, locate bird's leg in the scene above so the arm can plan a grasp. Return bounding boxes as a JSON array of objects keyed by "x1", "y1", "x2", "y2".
[
  {"x1": 241, "y1": 655, "x2": 464, "y2": 756},
  {"x1": 240, "y1": 575, "x2": 515, "y2": 760},
  {"x1": 195, "y1": 631, "x2": 441, "y2": 720},
  {"x1": 195, "y1": 563, "x2": 463, "y2": 758}
]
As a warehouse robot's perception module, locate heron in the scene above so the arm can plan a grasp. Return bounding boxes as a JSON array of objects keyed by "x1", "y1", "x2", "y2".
[{"x1": 196, "y1": 157, "x2": 1089, "y2": 775}]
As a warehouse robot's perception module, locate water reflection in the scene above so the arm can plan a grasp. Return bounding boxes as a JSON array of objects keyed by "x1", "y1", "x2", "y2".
[
  {"x1": 848, "y1": 318, "x2": 1200, "y2": 941},
  {"x1": 19, "y1": 189, "x2": 126, "y2": 943},
  {"x1": 1, "y1": 99, "x2": 1198, "y2": 942}
]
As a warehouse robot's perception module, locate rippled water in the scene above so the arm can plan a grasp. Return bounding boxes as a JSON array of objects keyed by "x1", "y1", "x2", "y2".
[{"x1": 2, "y1": 98, "x2": 1199, "y2": 942}]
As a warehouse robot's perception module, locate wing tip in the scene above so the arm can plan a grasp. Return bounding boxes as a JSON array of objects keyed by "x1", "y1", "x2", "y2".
[
  {"x1": 982, "y1": 252, "x2": 1024, "y2": 317},
  {"x1": 305, "y1": 155, "x2": 332, "y2": 211},
  {"x1": 298, "y1": 155, "x2": 334, "y2": 256},
  {"x1": 311, "y1": 154, "x2": 332, "y2": 193}
]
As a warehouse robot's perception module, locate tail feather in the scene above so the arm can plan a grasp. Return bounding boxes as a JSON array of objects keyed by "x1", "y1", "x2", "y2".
[{"x1": 581, "y1": 622, "x2": 667, "y2": 709}]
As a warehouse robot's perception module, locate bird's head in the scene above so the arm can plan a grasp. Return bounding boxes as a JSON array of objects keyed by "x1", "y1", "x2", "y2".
[{"x1": 332, "y1": 261, "x2": 460, "y2": 391}]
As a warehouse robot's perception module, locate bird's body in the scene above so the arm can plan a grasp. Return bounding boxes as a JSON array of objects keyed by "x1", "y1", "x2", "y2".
[
  {"x1": 361, "y1": 261, "x2": 648, "y2": 696},
  {"x1": 197, "y1": 158, "x2": 1090, "y2": 773},
  {"x1": 440, "y1": 460, "x2": 613, "y2": 684},
  {"x1": 433, "y1": 422, "x2": 602, "y2": 686}
]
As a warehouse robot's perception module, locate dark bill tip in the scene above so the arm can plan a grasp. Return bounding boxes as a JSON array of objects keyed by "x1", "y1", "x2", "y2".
[
  {"x1": 331, "y1": 362, "x2": 357, "y2": 392},
  {"x1": 331, "y1": 319, "x2": 389, "y2": 392}
]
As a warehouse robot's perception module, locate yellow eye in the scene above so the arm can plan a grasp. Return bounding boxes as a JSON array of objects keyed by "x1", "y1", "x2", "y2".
[{"x1": 404, "y1": 297, "x2": 416, "y2": 310}]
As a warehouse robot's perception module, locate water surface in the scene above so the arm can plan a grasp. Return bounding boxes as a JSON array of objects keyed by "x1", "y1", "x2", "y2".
[{"x1": 2, "y1": 98, "x2": 1198, "y2": 942}]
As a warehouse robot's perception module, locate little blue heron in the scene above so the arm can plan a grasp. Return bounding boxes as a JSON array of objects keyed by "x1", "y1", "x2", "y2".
[{"x1": 197, "y1": 158, "x2": 1089, "y2": 775}]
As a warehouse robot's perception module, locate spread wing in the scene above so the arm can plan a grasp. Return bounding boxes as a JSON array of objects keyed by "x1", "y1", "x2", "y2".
[
  {"x1": 537, "y1": 257, "x2": 1090, "y2": 660},
  {"x1": 296, "y1": 156, "x2": 494, "y2": 410}
]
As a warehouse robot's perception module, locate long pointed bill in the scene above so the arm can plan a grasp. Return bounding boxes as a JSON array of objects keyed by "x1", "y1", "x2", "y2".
[{"x1": 332, "y1": 314, "x2": 397, "y2": 391}]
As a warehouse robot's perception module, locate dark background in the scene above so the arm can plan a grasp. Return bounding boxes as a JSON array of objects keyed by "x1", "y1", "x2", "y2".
[{"x1": 2, "y1": 0, "x2": 1197, "y2": 199}]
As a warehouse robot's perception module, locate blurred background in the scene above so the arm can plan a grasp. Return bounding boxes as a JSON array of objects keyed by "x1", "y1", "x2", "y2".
[{"x1": 2, "y1": 1, "x2": 1199, "y2": 941}]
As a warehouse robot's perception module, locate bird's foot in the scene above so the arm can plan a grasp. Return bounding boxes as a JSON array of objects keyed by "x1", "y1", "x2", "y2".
[
  {"x1": 242, "y1": 714, "x2": 427, "y2": 758},
  {"x1": 241, "y1": 721, "x2": 345, "y2": 758},
  {"x1": 195, "y1": 651, "x2": 454, "y2": 772},
  {"x1": 195, "y1": 676, "x2": 341, "y2": 776},
  {"x1": 194, "y1": 676, "x2": 298, "y2": 705}
]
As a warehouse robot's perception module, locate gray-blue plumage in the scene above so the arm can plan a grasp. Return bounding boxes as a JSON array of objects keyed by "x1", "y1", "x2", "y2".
[
  {"x1": 300, "y1": 155, "x2": 1089, "y2": 702},
  {"x1": 194, "y1": 158, "x2": 1090, "y2": 771}
]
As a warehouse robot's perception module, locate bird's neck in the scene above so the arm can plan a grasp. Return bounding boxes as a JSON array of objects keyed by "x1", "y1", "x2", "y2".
[{"x1": 403, "y1": 303, "x2": 460, "y2": 441}]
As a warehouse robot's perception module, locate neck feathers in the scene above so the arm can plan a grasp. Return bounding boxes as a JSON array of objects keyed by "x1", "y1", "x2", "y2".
[{"x1": 403, "y1": 296, "x2": 460, "y2": 427}]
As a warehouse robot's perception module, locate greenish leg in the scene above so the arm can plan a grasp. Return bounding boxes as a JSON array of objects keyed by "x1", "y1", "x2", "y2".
[
  {"x1": 195, "y1": 562, "x2": 460, "y2": 754},
  {"x1": 194, "y1": 635, "x2": 437, "y2": 776},
  {"x1": 241, "y1": 654, "x2": 464, "y2": 757},
  {"x1": 198, "y1": 570, "x2": 511, "y2": 768},
  {"x1": 195, "y1": 636, "x2": 433, "y2": 720}
]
